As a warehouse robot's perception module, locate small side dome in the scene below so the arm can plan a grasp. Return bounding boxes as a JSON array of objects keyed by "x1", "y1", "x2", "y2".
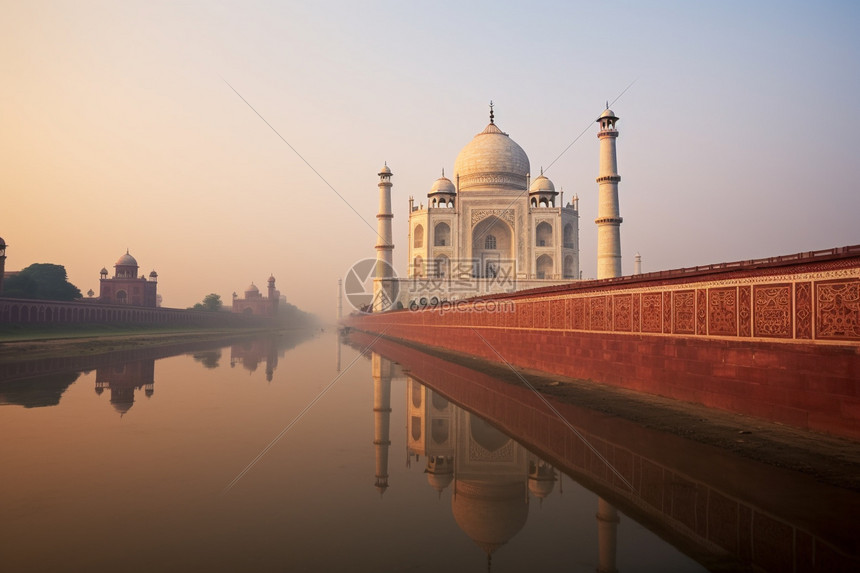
[
  {"x1": 268, "y1": 274, "x2": 276, "y2": 284},
  {"x1": 529, "y1": 174, "x2": 555, "y2": 193},
  {"x1": 116, "y1": 252, "x2": 138, "y2": 266},
  {"x1": 246, "y1": 283, "x2": 259, "y2": 293},
  {"x1": 600, "y1": 108, "x2": 617, "y2": 119},
  {"x1": 100, "y1": 267, "x2": 109, "y2": 275},
  {"x1": 378, "y1": 163, "x2": 392, "y2": 176},
  {"x1": 429, "y1": 176, "x2": 456, "y2": 195},
  {"x1": 149, "y1": 270, "x2": 158, "y2": 278}
]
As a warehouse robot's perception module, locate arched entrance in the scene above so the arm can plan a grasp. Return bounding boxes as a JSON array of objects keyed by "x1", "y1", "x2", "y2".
[{"x1": 471, "y1": 216, "x2": 513, "y2": 279}]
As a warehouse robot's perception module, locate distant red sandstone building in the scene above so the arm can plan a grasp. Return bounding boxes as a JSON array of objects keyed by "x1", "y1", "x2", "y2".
[
  {"x1": 232, "y1": 276, "x2": 279, "y2": 316},
  {"x1": 99, "y1": 251, "x2": 158, "y2": 307}
]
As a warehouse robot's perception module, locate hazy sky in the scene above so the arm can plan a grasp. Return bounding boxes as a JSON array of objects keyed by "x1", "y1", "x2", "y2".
[{"x1": 3, "y1": 1, "x2": 859, "y2": 321}]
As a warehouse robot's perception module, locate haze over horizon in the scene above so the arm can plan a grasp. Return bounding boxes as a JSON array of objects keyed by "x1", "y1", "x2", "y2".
[{"x1": 3, "y1": 1, "x2": 858, "y2": 322}]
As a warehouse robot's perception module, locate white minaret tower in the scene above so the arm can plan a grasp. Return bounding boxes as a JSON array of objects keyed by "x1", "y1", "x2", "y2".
[
  {"x1": 374, "y1": 163, "x2": 395, "y2": 311},
  {"x1": 595, "y1": 107, "x2": 623, "y2": 279}
]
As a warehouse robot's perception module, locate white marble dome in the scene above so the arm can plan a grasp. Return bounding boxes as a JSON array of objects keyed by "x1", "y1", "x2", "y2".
[
  {"x1": 429, "y1": 176, "x2": 456, "y2": 195},
  {"x1": 453, "y1": 123, "x2": 530, "y2": 191},
  {"x1": 529, "y1": 174, "x2": 555, "y2": 193}
]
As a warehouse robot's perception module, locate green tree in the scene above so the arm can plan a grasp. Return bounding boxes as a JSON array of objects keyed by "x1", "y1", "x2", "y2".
[
  {"x1": 192, "y1": 293, "x2": 223, "y2": 312},
  {"x1": 3, "y1": 263, "x2": 81, "y2": 301}
]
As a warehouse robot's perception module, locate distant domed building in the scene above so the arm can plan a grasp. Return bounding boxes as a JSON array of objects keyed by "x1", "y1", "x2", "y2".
[
  {"x1": 232, "y1": 275, "x2": 279, "y2": 316},
  {"x1": 98, "y1": 250, "x2": 158, "y2": 307}
]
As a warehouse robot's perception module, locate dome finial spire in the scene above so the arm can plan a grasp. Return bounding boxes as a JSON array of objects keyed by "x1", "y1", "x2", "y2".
[
  {"x1": 606, "y1": 100, "x2": 609, "y2": 110},
  {"x1": 489, "y1": 100, "x2": 494, "y2": 124},
  {"x1": 441, "y1": 167, "x2": 445, "y2": 177}
]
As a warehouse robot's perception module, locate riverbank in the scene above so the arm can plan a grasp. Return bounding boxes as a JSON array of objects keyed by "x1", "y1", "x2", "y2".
[{"x1": 0, "y1": 324, "x2": 318, "y2": 363}]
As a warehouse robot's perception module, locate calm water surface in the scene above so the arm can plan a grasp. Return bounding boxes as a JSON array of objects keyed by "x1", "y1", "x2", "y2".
[{"x1": 1, "y1": 331, "x2": 856, "y2": 572}]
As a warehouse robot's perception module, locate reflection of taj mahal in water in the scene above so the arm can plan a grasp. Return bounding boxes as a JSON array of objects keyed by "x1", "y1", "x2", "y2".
[{"x1": 371, "y1": 352, "x2": 620, "y2": 569}]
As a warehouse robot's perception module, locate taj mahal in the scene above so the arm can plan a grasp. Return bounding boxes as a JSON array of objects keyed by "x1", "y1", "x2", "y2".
[{"x1": 372, "y1": 103, "x2": 623, "y2": 311}]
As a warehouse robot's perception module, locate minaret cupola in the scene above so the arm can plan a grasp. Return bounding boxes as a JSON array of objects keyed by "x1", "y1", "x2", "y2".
[
  {"x1": 529, "y1": 168, "x2": 558, "y2": 208},
  {"x1": 428, "y1": 169, "x2": 456, "y2": 208}
]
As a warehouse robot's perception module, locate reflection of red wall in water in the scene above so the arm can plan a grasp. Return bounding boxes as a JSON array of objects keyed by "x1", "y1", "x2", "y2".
[
  {"x1": 352, "y1": 332, "x2": 859, "y2": 573},
  {"x1": 346, "y1": 248, "x2": 860, "y2": 439}
]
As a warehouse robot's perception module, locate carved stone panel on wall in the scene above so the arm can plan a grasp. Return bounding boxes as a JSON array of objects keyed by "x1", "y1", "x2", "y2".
[
  {"x1": 632, "y1": 293, "x2": 641, "y2": 333},
  {"x1": 753, "y1": 284, "x2": 792, "y2": 338},
  {"x1": 550, "y1": 300, "x2": 565, "y2": 329},
  {"x1": 816, "y1": 280, "x2": 860, "y2": 340},
  {"x1": 674, "y1": 291, "x2": 695, "y2": 334},
  {"x1": 517, "y1": 300, "x2": 534, "y2": 329},
  {"x1": 708, "y1": 287, "x2": 737, "y2": 336},
  {"x1": 795, "y1": 282, "x2": 812, "y2": 339},
  {"x1": 663, "y1": 292, "x2": 673, "y2": 333},
  {"x1": 534, "y1": 300, "x2": 550, "y2": 329},
  {"x1": 571, "y1": 298, "x2": 587, "y2": 330},
  {"x1": 613, "y1": 294, "x2": 632, "y2": 332},
  {"x1": 590, "y1": 296, "x2": 608, "y2": 331},
  {"x1": 739, "y1": 286, "x2": 752, "y2": 337},
  {"x1": 696, "y1": 289, "x2": 707, "y2": 335},
  {"x1": 642, "y1": 293, "x2": 662, "y2": 333}
]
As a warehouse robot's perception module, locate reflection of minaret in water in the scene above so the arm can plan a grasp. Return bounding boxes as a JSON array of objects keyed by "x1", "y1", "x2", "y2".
[
  {"x1": 372, "y1": 352, "x2": 392, "y2": 495},
  {"x1": 596, "y1": 497, "x2": 620, "y2": 573}
]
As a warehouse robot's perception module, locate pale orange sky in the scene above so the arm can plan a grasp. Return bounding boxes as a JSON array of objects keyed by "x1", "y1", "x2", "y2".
[{"x1": 2, "y1": 1, "x2": 859, "y2": 321}]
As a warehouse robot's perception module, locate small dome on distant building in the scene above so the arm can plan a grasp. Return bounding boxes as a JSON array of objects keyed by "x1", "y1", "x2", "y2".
[
  {"x1": 600, "y1": 108, "x2": 617, "y2": 118},
  {"x1": 100, "y1": 267, "x2": 108, "y2": 275},
  {"x1": 246, "y1": 283, "x2": 259, "y2": 294},
  {"x1": 149, "y1": 270, "x2": 158, "y2": 277},
  {"x1": 116, "y1": 251, "x2": 138, "y2": 267},
  {"x1": 268, "y1": 274, "x2": 276, "y2": 284},
  {"x1": 378, "y1": 163, "x2": 392, "y2": 175}
]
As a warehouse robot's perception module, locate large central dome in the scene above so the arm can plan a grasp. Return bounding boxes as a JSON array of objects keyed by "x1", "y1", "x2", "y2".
[{"x1": 453, "y1": 123, "x2": 530, "y2": 192}]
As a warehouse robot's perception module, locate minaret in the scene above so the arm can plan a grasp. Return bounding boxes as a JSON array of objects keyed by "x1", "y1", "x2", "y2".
[
  {"x1": 372, "y1": 352, "x2": 393, "y2": 495},
  {"x1": 595, "y1": 107, "x2": 623, "y2": 279},
  {"x1": 374, "y1": 164, "x2": 395, "y2": 311}
]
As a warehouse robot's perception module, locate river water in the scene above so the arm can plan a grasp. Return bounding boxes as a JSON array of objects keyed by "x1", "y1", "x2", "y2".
[{"x1": 0, "y1": 330, "x2": 857, "y2": 572}]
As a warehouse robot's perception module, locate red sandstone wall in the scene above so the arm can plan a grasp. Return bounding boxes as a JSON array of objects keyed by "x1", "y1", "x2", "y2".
[{"x1": 346, "y1": 253, "x2": 860, "y2": 439}]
